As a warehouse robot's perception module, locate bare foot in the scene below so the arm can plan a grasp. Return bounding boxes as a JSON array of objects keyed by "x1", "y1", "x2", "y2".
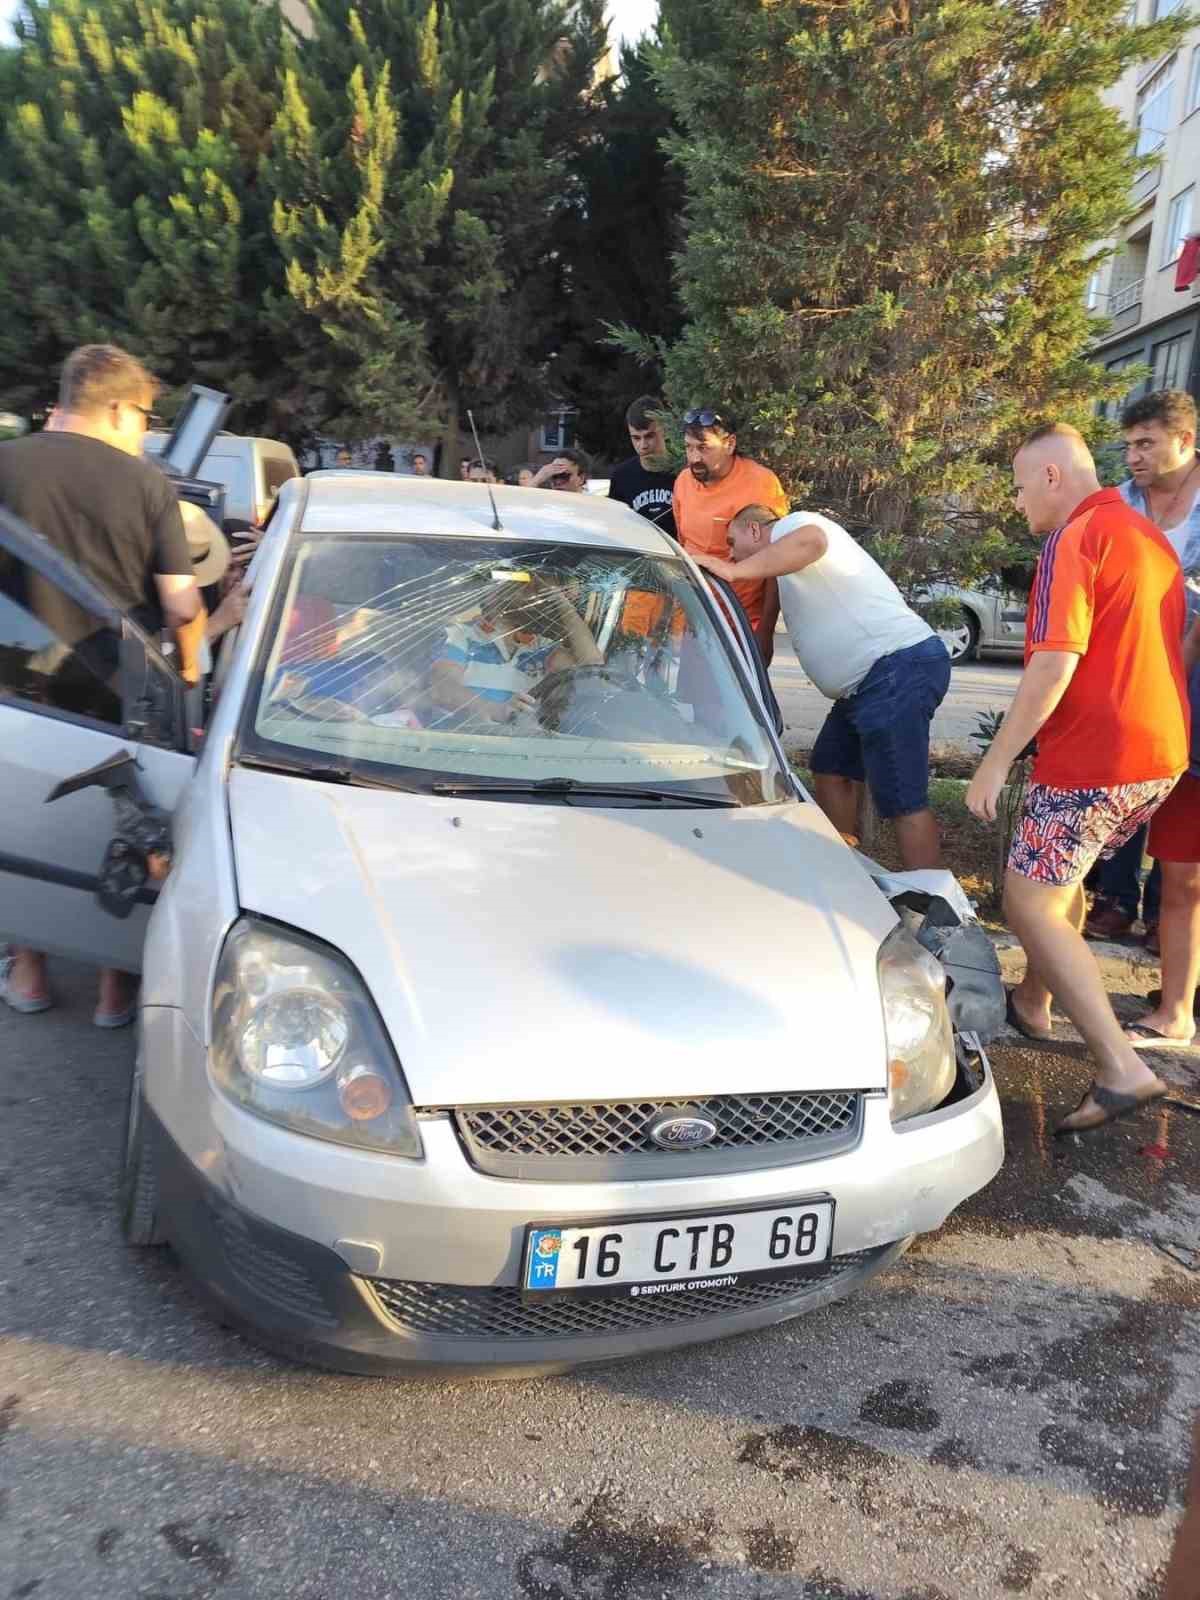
[
  {"x1": 96, "y1": 968, "x2": 138, "y2": 1016},
  {"x1": 6, "y1": 948, "x2": 50, "y2": 1004}
]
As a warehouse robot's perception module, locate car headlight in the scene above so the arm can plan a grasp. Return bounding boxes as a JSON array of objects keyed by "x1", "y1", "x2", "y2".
[
  {"x1": 211, "y1": 917, "x2": 423, "y2": 1157},
  {"x1": 878, "y1": 923, "x2": 956, "y2": 1124}
]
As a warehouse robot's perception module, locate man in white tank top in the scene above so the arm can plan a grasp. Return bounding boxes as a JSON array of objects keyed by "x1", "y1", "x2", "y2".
[{"x1": 694, "y1": 502, "x2": 950, "y2": 868}]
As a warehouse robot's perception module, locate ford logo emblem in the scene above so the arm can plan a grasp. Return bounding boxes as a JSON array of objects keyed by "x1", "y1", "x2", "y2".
[{"x1": 648, "y1": 1112, "x2": 718, "y2": 1151}]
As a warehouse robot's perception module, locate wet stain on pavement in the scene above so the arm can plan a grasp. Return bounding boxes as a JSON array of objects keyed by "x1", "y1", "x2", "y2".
[
  {"x1": 158, "y1": 1522, "x2": 233, "y2": 1584},
  {"x1": 514, "y1": 1490, "x2": 715, "y2": 1599},
  {"x1": 858, "y1": 1380, "x2": 940, "y2": 1433},
  {"x1": 999, "y1": 1546, "x2": 1041, "y2": 1592},
  {"x1": 965, "y1": 1301, "x2": 1184, "y2": 1433},
  {"x1": 742, "y1": 1521, "x2": 796, "y2": 1571},
  {"x1": 1039, "y1": 1423, "x2": 1180, "y2": 1516},
  {"x1": 952, "y1": 1038, "x2": 1200, "y2": 1246},
  {"x1": 738, "y1": 1425, "x2": 896, "y2": 1518},
  {"x1": 12, "y1": 1581, "x2": 42, "y2": 1598},
  {"x1": 928, "y1": 1435, "x2": 979, "y2": 1471},
  {"x1": 95, "y1": 1528, "x2": 122, "y2": 1559},
  {"x1": 0, "y1": 1395, "x2": 19, "y2": 1444}
]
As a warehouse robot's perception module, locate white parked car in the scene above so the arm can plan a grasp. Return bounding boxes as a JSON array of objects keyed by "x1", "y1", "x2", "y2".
[
  {"x1": 144, "y1": 429, "x2": 300, "y2": 529},
  {"x1": 0, "y1": 475, "x2": 1004, "y2": 1375}
]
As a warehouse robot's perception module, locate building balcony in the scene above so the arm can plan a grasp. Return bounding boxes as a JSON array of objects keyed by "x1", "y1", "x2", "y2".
[
  {"x1": 1131, "y1": 166, "x2": 1161, "y2": 208},
  {"x1": 1111, "y1": 279, "x2": 1145, "y2": 315}
]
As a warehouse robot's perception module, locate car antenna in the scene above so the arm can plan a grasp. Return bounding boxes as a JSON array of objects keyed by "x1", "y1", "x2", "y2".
[{"x1": 466, "y1": 408, "x2": 502, "y2": 532}]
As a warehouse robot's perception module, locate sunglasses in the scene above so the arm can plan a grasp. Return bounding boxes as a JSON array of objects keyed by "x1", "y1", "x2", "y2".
[
  {"x1": 683, "y1": 407, "x2": 736, "y2": 432},
  {"x1": 126, "y1": 402, "x2": 163, "y2": 428}
]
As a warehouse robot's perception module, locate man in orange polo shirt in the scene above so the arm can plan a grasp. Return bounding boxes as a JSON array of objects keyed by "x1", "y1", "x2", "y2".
[
  {"x1": 967, "y1": 423, "x2": 1188, "y2": 1135},
  {"x1": 672, "y1": 406, "x2": 788, "y2": 662}
]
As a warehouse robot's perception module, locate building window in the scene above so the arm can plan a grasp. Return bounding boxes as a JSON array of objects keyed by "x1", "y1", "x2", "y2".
[
  {"x1": 1153, "y1": 0, "x2": 1183, "y2": 16},
  {"x1": 1153, "y1": 332, "x2": 1194, "y2": 391},
  {"x1": 1187, "y1": 47, "x2": 1200, "y2": 117},
  {"x1": 539, "y1": 412, "x2": 575, "y2": 452},
  {"x1": 1163, "y1": 186, "x2": 1195, "y2": 266},
  {"x1": 1136, "y1": 59, "x2": 1176, "y2": 158},
  {"x1": 1085, "y1": 266, "x2": 1104, "y2": 310}
]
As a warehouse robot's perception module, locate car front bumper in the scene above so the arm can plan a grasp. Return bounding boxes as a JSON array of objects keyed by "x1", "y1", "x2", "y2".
[{"x1": 145, "y1": 1011, "x2": 1003, "y2": 1374}]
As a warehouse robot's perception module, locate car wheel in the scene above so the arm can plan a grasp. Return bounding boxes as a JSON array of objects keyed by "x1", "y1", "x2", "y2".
[
  {"x1": 119, "y1": 1050, "x2": 167, "y2": 1247},
  {"x1": 938, "y1": 607, "x2": 979, "y2": 665}
]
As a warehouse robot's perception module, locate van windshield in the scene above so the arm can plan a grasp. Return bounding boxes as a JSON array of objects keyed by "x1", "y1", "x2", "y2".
[{"x1": 236, "y1": 535, "x2": 789, "y2": 805}]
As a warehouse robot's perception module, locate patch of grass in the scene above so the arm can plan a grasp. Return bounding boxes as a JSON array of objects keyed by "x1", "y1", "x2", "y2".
[{"x1": 789, "y1": 765, "x2": 1001, "y2": 912}]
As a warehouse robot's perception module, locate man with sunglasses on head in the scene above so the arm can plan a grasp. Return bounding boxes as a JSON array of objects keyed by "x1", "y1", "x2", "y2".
[
  {"x1": 0, "y1": 342, "x2": 201, "y2": 1028},
  {"x1": 672, "y1": 407, "x2": 788, "y2": 663}
]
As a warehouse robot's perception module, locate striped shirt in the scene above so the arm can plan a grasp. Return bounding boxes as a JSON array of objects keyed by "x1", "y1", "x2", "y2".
[{"x1": 437, "y1": 617, "x2": 559, "y2": 704}]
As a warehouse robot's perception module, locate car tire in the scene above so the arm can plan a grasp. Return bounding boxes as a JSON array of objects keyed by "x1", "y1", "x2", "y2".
[
  {"x1": 939, "y1": 607, "x2": 979, "y2": 665},
  {"x1": 119, "y1": 1050, "x2": 167, "y2": 1247}
]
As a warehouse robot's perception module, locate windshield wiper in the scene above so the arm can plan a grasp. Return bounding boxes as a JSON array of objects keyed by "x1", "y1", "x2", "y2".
[
  {"x1": 237, "y1": 755, "x2": 423, "y2": 793},
  {"x1": 430, "y1": 777, "x2": 740, "y2": 807}
]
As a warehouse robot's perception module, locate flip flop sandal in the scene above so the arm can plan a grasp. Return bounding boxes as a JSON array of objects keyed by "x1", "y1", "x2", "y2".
[
  {"x1": 1125, "y1": 1022, "x2": 1196, "y2": 1050},
  {"x1": 1054, "y1": 1079, "x2": 1168, "y2": 1137},
  {"x1": 1005, "y1": 988, "x2": 1054, "y2": 1043},
  {"x1": 0, "y1": 958, "x2": 53, "y2": 1015}
]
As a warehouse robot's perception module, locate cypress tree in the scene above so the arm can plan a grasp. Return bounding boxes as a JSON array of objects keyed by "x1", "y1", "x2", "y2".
[
  {"x1": 634, "y1": 0, "x2": 1193, "y2": 586},
  {"x1": 265, "y1": 0, "x2": 608, "y2": 466},
  {"x1": 550, "y1": 31, "x2": 684, "y2": 460},
  {"x1": 0, "y1": 0, "x2": 289, "y2": 428}
]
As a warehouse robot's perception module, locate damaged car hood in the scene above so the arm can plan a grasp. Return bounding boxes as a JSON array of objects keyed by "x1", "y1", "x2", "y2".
[{"x1": 228, "y1": 768, "x2": 897, "y2": 1106}]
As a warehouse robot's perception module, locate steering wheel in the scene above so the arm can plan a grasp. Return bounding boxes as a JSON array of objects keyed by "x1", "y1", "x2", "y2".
[{"x1": 529, "y1": 664, "x2": 644, "y2": 703}]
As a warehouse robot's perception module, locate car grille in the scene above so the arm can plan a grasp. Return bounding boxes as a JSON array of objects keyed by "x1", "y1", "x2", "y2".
[
  {"x1": 365, "y1": 1249, "x2": 883, "y2": 1342},
  {"x1": 449, "y1": 1091, "x2": 862, "y2": 1179}
]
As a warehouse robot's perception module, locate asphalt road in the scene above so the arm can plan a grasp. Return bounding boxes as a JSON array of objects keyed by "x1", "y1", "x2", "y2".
[
  {"x1": 1, "y1": 958, "x2": 1198, "y2": 1600},
  {"x1": 772, "y1": 642, "x2": 1020, "y2": 755}
]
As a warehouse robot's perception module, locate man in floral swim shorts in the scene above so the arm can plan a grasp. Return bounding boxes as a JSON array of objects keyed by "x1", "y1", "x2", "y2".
[{"x1": 967, "y1": 424, "x2": 1188, "y2": 1134}]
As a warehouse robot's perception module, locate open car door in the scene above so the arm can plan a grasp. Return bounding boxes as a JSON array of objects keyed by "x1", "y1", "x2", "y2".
[{"x1": 0, "y1": 506, "x2": 196, "y2": 972}]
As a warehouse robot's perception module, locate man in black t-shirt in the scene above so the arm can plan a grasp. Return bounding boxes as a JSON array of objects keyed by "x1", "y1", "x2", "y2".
[
  {"x1": 607, "y1": 395, "x2": 678, "y2": 541},
  {"x1": 0, "y1": 343, "x2": 201, "y2": 1030}
]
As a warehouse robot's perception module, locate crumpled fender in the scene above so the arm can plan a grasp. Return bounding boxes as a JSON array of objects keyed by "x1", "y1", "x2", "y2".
[{"x1": 856, "y1": 857, "x2": 1006, "y2": 1045}]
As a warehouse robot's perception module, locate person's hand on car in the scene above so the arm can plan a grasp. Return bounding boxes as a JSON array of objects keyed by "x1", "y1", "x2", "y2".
[
  {"x1": 207, "y1": 583, "x2": 248, "y2": 643},
  {"x1": 692, "y1": 550, "x2": 737, "y2": 584}
]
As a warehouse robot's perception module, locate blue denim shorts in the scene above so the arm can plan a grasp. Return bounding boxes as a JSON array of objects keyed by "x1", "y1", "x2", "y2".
[{"x1": 810, "y1": 636, "x2": 951, "y2": 819}]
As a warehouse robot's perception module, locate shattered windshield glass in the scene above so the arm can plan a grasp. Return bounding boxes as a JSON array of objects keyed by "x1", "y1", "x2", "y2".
[{"x1": 237, "y1": 535, "x2": 788, "y2": 803}]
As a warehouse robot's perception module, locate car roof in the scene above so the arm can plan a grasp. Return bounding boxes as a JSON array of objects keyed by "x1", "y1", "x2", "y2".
[{"x1": 296, "y1": 471, "x2": 675, "y2": 555}]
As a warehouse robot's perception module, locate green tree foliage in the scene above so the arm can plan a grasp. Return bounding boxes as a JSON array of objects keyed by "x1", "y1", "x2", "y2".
[
  {"x1": 631, "y1": 0, "x2": 1193, "y2": 587},
  {"x1": 0, "y1": 0, "x2": 289, "y2": 427},
  {"x1": 549, "y1": 31, "x2": 684, "y2": 460},
  {"x1": 264, "y1": 0, "x2": 608, "y2": 463}
]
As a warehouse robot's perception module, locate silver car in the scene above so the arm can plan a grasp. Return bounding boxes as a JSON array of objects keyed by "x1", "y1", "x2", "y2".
[
  {"x1": 929, "y1": 580, "x2": 1029, "y2": 664},
  {"x1": 0, "y1": 475, "x2": 1003, "y2": 1375}
]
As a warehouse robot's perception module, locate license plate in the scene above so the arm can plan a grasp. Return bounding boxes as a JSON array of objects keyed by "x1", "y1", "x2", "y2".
[{"x1": 521, "y1": 1198, "x2": 834, "y2": 1301}]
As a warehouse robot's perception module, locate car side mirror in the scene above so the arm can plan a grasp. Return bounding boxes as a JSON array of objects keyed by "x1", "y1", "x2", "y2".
[{"x1": 119, "y1": 620, "x2": 190, "y2": 752}]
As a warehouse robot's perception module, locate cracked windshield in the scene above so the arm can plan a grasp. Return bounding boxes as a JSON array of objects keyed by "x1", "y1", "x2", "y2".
[{"x1": 242, "y1": 535, "x2": 787, "y2": 801}]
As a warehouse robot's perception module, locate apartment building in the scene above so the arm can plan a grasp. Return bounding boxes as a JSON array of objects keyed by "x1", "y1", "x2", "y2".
[{"x1": 1086, "y1": 4, "x2": 1200, "y2": 404}]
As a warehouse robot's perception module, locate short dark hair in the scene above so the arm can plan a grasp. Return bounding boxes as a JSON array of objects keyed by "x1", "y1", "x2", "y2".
[
  {"x1": 1120, "y1": 389, "x2": 1198, "y2": 436},
  {"x1": 506, "y1": 464, "x2": 534, "y2": 485},
  {"x1": 59, "y1": 343, "x2": 157, "y2": 413},
  {"x1": 556, "y1": 447, "x2": 590, "y2": 476},
  {"x1": 468, "y1": 456, "x2": 498, "y2": 474},
  {"x1": 412, "y1": 451, "x2": 427, "y2": 462},
  {"x1": 625, "y1": 395, "x2": 664, "y2": 430}
]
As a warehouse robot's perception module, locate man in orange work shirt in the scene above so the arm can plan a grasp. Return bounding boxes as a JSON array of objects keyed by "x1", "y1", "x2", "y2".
[
  {"x1": 672, "y1": 406, "x2": 787, "y2": 662},
  {"x1": 967, "y1": 423, "x2": 1188, "y2": 1135}
]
